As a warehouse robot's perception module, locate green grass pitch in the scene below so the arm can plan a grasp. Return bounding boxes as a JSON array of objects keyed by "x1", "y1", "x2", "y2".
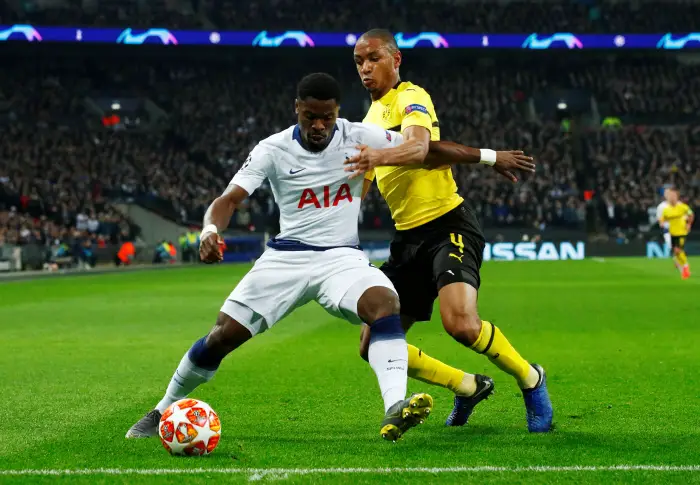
[{"x1": 1, "y1": 258, "x2": 700, "y2": 484}]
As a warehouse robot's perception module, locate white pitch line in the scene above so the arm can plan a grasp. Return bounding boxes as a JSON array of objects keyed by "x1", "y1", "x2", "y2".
[{"x1": 1, "y1": 465, "x2": 699, "y2": 477}]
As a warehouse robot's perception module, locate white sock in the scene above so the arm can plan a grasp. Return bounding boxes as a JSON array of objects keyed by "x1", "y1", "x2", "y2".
[
  {"x1": 368, "y1": 332, "x2": 408, "y2": 412},
  {"x1": 155, "y1": 353, "x2": 217, "y2": 413}
]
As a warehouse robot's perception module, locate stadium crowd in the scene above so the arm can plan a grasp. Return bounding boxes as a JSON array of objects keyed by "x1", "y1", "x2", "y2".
[
  {"x1": 0, "y1": 124, "x2": 138, "y2": 268},
  {"x1": 588, "y1": 125, "x2": 700, "y2": 232},
  {"x1": 3, "y1": 0, "x2": 700, "y2": 33},
  {"x1": 2, "y1": 51, "x2": 700, "y2": 271}
]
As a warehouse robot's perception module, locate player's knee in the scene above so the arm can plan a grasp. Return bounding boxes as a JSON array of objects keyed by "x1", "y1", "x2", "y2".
[
  {"x1": 441, "y1": 308, "x2": 482, "y2": 346},
  {"x1": 206, "y1": 312, "x2": 252, "y2": 355},
  {"x1": 379, "y1": 291, "x2": 401, "y2": 319},
  {"x1": 357, "y1": 286, "x2": 400, "y2": 324}
]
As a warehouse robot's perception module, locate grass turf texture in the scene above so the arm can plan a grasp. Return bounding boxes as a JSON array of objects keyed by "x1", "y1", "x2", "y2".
[{"x1": 1, "y1": 257, "x2": 699, "y2": 484}]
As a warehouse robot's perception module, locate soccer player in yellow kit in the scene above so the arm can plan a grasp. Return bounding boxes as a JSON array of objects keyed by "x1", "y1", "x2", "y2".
[
  {"x1": 659, "y1": 187, "x2": 694, "y2": 279},
  {"x1": 348, "y1": 29, "x2": 553, "y2": 432}
]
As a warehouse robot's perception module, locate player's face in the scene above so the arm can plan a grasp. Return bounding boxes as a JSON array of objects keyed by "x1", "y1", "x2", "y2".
[
  {"x1": 353, "y1": 38, "x2": 400, "y2": 94},
  {"x1": 295, "y1": 97, "x2": 339, "y2": 151},
  {"x1": 668, "y1": 190, "x2": 679, "y2": 204},
  {"x1": 664, "y1": 188, "x2": 671, "y2": 201}
]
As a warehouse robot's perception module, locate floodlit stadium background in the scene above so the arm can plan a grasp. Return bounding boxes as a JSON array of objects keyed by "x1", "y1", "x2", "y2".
[{"x1": 1, "y1": 1, "x2": 699, "y2": 483}]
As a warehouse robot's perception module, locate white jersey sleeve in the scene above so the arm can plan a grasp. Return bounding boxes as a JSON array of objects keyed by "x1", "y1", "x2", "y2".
[
  {"x1": 656, "y1": 201, "x2": 667, "y2": 221},
  {"x1": 354, "y1": 122, "x2": 404, "y2": 149},
  {"x1": 230, "y1": 144, "x2": 273, "y2": 195}
]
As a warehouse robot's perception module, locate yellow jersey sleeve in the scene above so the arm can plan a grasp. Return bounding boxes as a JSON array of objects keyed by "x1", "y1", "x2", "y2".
[
  {"x1": 396, "y1": 88, "x2": 434, "y2": 134},
  {"x1": 364, "y1": 169, "x2": 376, "y2": 182},
  {"x1": 361, "y1": 81, "x2": 458, "y2": 229}
]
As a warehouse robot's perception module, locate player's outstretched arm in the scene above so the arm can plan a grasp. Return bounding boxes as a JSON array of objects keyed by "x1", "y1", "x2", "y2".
[
  {"x1": 687, "y1": 209, "x2": 695, "y2": 233},
  {"x1": 345, "y1": 126, "x2": 431, "y2": 179},
  {"x1": 425, "y1": 141, "x2": 536, "y2": 183},
  {"x1": 344, "y1": 127, "x2": 535, "y2": 183},
  {"x1": 199, "y1": 185, "x2": 249, "y2": 264}
]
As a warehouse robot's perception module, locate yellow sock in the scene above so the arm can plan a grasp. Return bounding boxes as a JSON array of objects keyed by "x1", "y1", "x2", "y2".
[
  {"x1": 678, "y1": 251, "x2": 688, "y2": 266},
  {"x1": 471, "y1": 321, "x2": 537, "y2": 389},
  {"x1": 407, "y1": 344, "x2": 476, "y2": 396}
]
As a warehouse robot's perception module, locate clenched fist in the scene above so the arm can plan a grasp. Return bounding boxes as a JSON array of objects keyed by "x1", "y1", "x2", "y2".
[{"x1": 199, "y1": 232, "x2": 224, "y2": 264}]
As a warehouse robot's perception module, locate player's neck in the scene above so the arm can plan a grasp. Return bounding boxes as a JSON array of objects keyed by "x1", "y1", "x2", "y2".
[
  {"x1": 293, "y1": 124, "x2": 336, "y2": 153},
  {"x1": 371, "y1": 77, "x2": 401, "y2": 101}
]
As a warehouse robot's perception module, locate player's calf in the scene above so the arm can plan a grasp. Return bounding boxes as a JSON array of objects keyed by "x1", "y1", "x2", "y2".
[
  {"x1": 439, "y1": 283, "x2": 540, "y2": 390},
  {"x1": 126, "y1": 312, "x2": 252, "y2": 439},
  {"x1": 358, "y1": 287, "x2": 407, "y2": 412},
  {"x1": 357, "y1": 286, "x2": 432, "y2": 439},
  {"x1": 156, "y1": 312, "x2": 253, "y2": 412},
  {"x1": 361, "y1": 312, "x2": 485, "y2": 426}
]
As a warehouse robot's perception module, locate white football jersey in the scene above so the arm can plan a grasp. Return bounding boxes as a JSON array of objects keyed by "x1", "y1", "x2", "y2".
[
  {"x1": 656, "y1": 201, "x2": 670, "y2": 230},
  {"x1": 230, "y1": 118, "x2": 403, "y2": 248}
]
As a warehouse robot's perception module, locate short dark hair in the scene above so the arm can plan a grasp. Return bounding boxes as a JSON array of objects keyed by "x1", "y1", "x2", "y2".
[
  {"x1": 359, "y1": 28, "x2": 398, "y2": 53},
  {"x1": 296, "y1": 73, "x2": 342, "y2": 103}
]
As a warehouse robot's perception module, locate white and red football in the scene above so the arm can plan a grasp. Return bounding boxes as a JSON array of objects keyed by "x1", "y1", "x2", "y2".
[{"x1": 158, "y1": 399, "x2": 221, "y2": 456}]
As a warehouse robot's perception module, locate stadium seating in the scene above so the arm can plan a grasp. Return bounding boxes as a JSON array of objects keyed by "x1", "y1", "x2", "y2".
[
  {"x1": 1, "y1": 53, "x2": 699, "y2": 249},
  {"x1": 5, "y1": 0, "x2": 700, "y2": 33}
]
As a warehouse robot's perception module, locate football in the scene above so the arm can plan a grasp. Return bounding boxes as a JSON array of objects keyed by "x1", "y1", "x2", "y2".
[{"x1": 158, "y1": 399, "x2": 221, "y2": 456}]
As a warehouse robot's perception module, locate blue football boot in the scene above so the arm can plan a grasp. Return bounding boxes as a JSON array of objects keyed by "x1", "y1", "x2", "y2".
[
  {"x1": 445, "y1": 374, "x2": 494, "y2": 426},
  {"x1": 522, "y1": 364, "x2": 553, "y2": 432}
]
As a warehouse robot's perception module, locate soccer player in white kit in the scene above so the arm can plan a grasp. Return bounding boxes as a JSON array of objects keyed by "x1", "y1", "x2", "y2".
[
  {"x1": 125, "y1": 73, "x2": 433, "y2": 442},
  {"x1": 656, "y1": 187, "x2": 672, "y2": 250}
]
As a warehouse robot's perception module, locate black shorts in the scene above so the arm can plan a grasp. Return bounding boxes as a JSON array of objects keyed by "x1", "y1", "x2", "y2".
[
  {"x1": 671, "y1": 236, "x2": 687, "y2": 250},
  {"x1": 380, "y1": 202, "x2": 485, "y2": 322}
]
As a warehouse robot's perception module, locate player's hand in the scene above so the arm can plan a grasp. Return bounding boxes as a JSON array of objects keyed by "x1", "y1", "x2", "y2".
[
  {"x1": 344, "y1": 144, "x2": 385, "y2": 179},
  {"x1": 199, "y1": 233, "x2": 224, "y2": 264},
  {"x1": 493, "y1": 150, "x2": 536, "y2": 183}
]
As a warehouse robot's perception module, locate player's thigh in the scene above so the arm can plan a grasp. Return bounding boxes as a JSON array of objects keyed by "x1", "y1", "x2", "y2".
[
  {"x1": 671, "y1": 236, "x2": 685, "y2": 253},
  {"x1": 380, "y1": 239, "x2": 437, "y2": 323},
  {"x1": 314, "y1": 248, "x2": 398, "y2": 325},
  {"x1": 429, "y1": 224, "x2": 485, "y2": 294},
  {"x1": 223, "y1": 250, "x2": 312, "y2": 336},
  {"x1": 429, "y1": 214, "x2": 485, "y2": 340}
]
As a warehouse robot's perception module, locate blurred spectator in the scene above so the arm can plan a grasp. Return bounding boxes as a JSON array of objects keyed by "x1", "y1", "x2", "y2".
[
  {"x1": 7, "y1": 0, "x2": 700, "y2": 33},
  {"x1": 1, "y1": 52, "x2": 698, "y2": 251},
  {"x1": 115, "y1": 240, "x2": 136, "y2": 266},
  {"x1": 153, "y1": 240, "x2": 177, "y2": 264}
]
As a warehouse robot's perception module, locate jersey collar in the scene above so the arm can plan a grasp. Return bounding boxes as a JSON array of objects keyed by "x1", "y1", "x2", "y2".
[
  {"x1": 292, "y1": 124, "x2": 339, "y2": 152},
  {"x1": 375, "y1": 81, "x2": 404, "y2": 105}
]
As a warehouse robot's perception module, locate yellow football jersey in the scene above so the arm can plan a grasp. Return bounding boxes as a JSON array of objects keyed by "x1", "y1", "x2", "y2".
[
  {"x1": 363, "y1": 81, "x2": 463, "y2": 230},
  {"x1": 662, "y1": 202, "x2": 693, "y2": 236}
]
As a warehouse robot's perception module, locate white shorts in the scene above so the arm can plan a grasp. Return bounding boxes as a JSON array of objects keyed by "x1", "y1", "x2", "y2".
[{"x1": 220, "y1": 247, "x2": 395, "y2": 336}]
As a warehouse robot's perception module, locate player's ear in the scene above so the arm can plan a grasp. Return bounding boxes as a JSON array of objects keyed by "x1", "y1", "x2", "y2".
[
  {"x1": 393, "y1": 50, "x2": 402, "y2": 70},
  {"x1": 294, "y1": 99, "x2": 299, "y2": 115}
]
